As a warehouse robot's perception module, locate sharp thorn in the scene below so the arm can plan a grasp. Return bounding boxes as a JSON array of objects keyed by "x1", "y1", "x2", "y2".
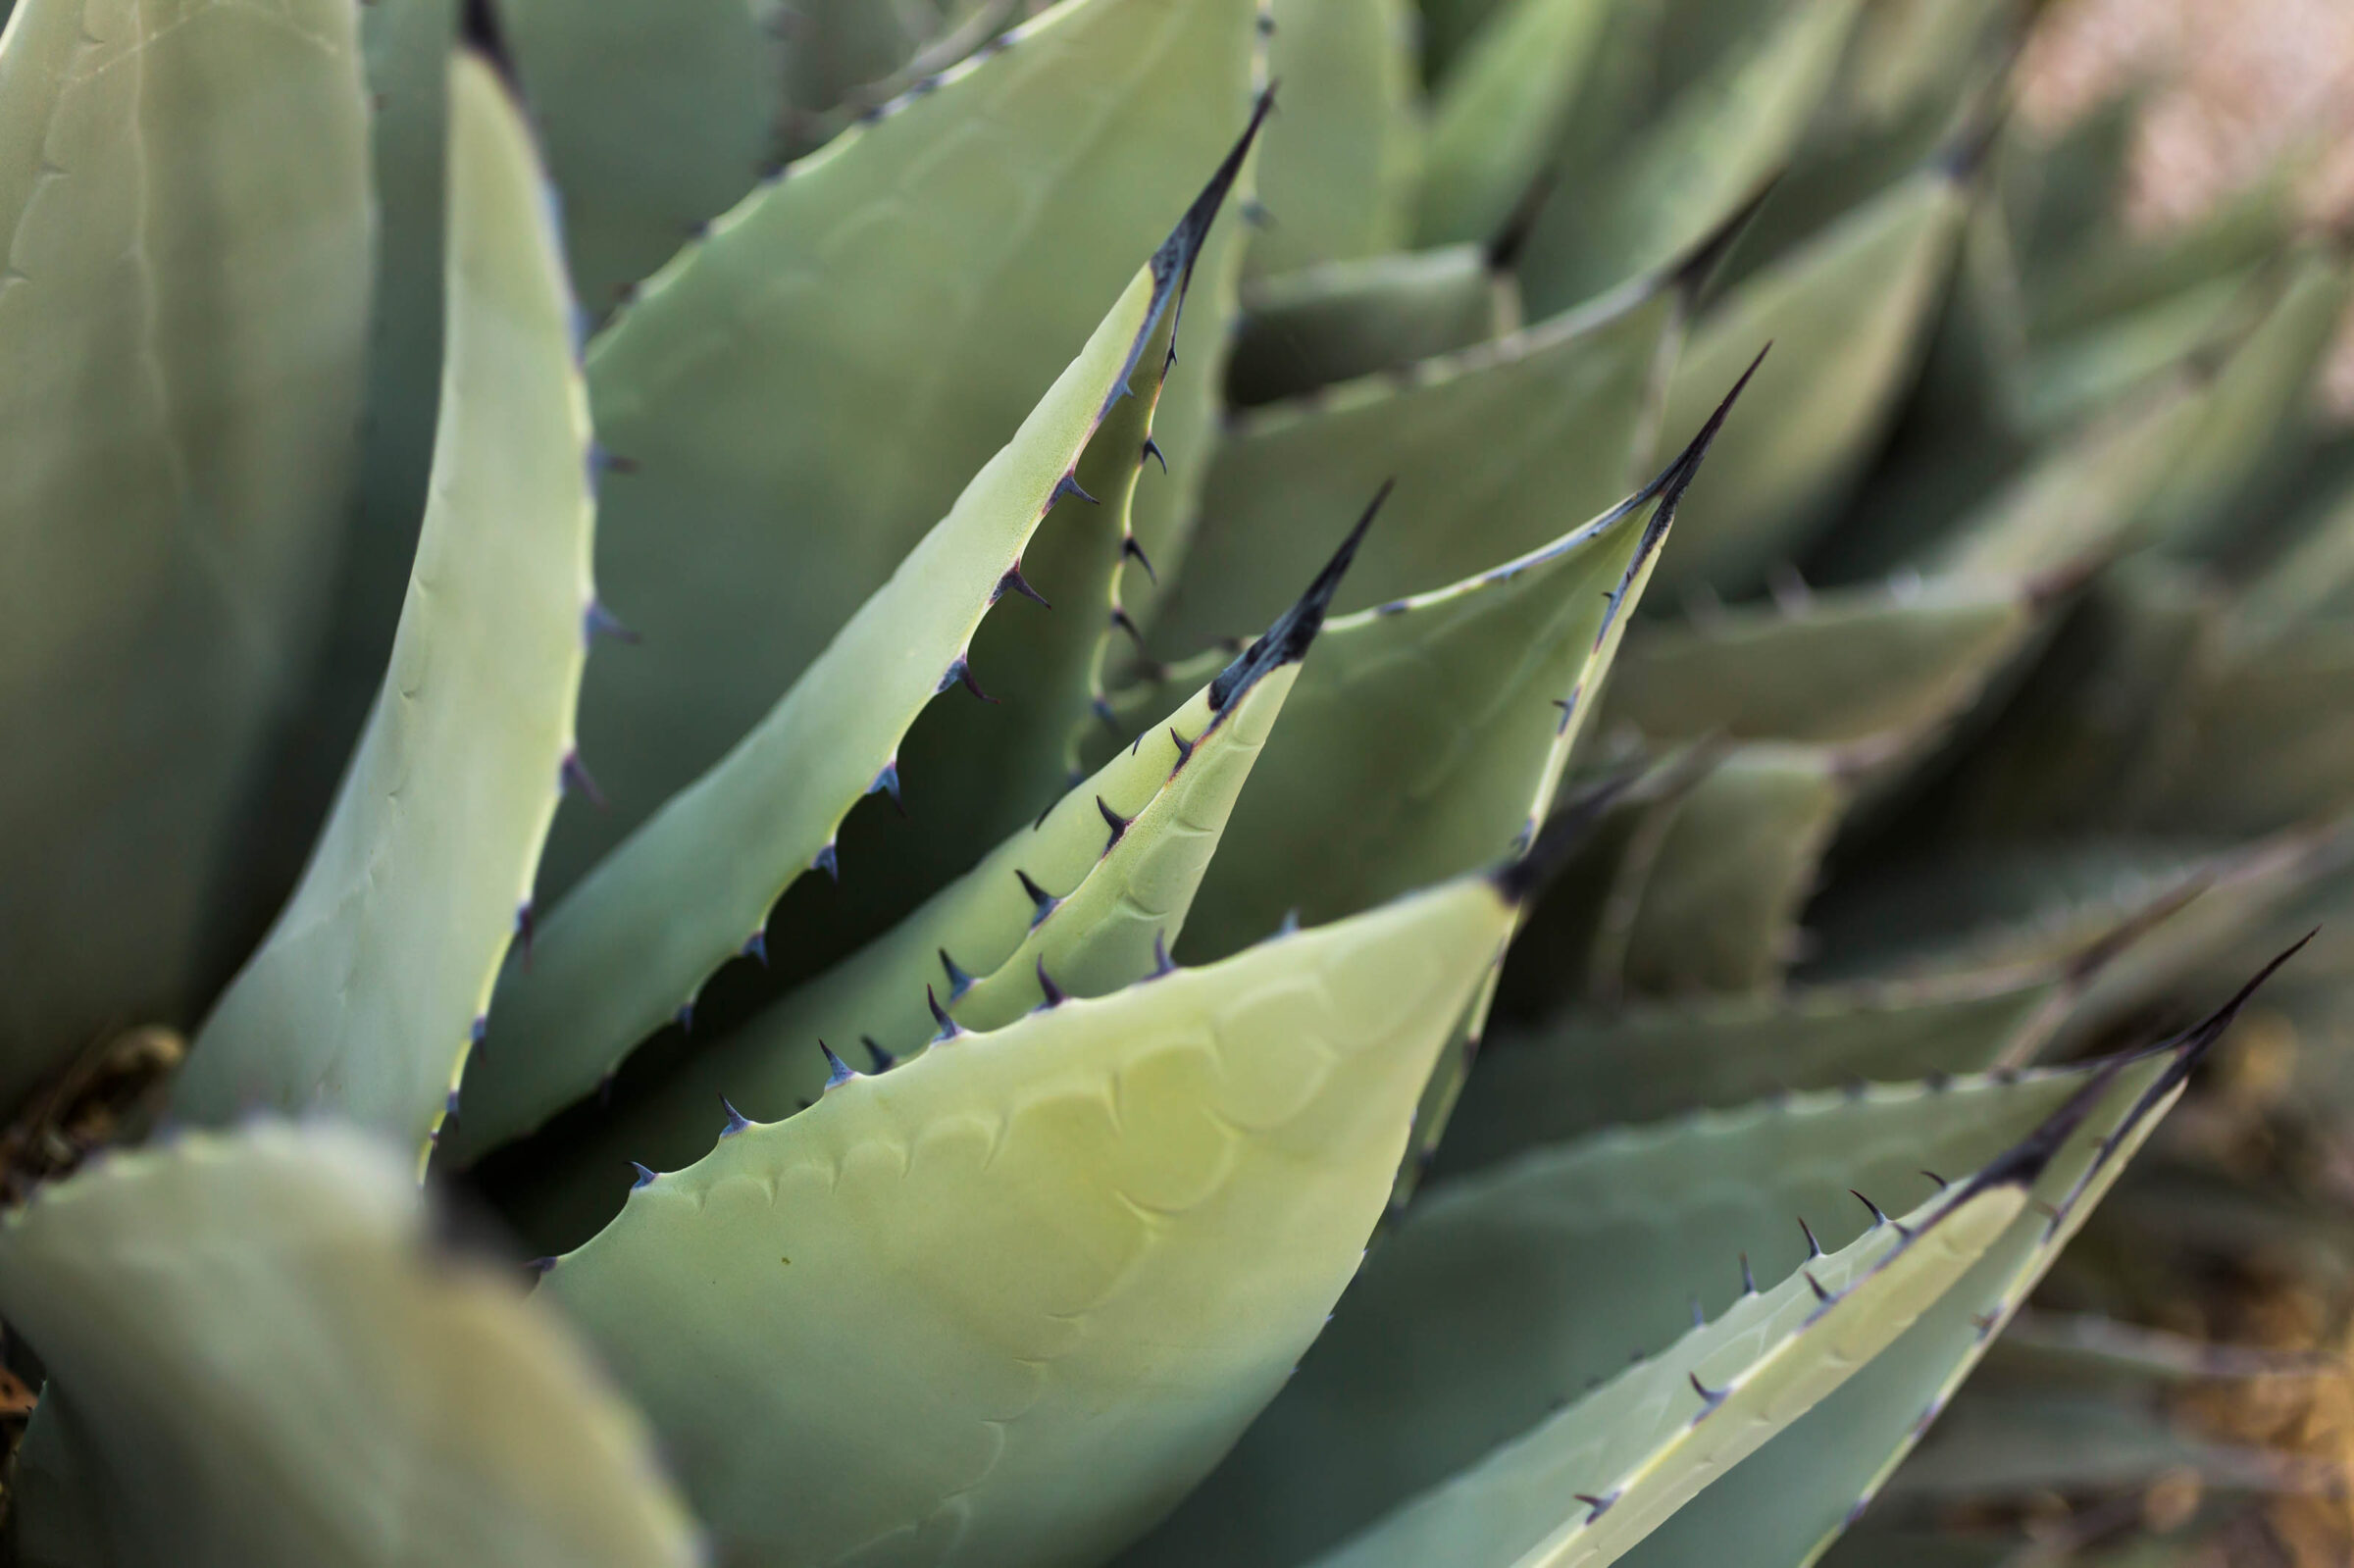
[
  {"x1": 1096, "y1": 793, "x2": 1130, "y2": 851},
  {"x1": 676, "y1": 1001, "x2": 695, "y2": 1033},
  {"x1": 1851, "y1": 1189, "x2": 1890, "y2": 1227},
  {"x1": 560, "y1": 748, "x2": 607, "y2": 807},
  {"x1": 1740, "y1": 1253, "x2": 1758, "y2": 1293},
  {"x1": 630, "y1": 1161, "x2": 657, "y2": 1189},
  {"x1": 1014, "y1": 868, "x2": 1059, "y2": 927},
  {"x1": 1110, "y1": 606, "x2": 1146, "y2": 646},
  {"x1": 1122, "y1": 532, "x2": 1159, "y2": 582},
  {"x1": 812, "y1": 841, "x2": 840, "y2": 882},
  {"x1": 1150, "y1": 930, "x2": 1176, "y2": 978},
  {"x1": 1140, "y1": 437, "x2": 1168, "y2": 476},
  {"x1": 1168, "y1": 726, "x2": 1197, "y2": 771},
  {"x1": 1799, "y1": 1216, "x2": 1823, "y2": 1258},
  {"x1": 720, "y1": 1098, "x2": 752, "y2": 1137},
  {"x1": 1034, "y1": 957, "x2": 1067, "y2": 1009},
  {"x1": 1049, "y1": 472, "x2": 1100, "y2": 508},
  {"x1": 1208, "y1": 481, "x2": 1389, "y2": 713},
  {"x1": 939, "y1": 947, "x2": 975, "y2": 999},
  {"x1": 862, "y1": 1036, "x2": 896, "y2": 1073},
  {"x1": 1690, "y1": 1372, "x2": 1725, "y2": 1406},
  {"x1": 926, "y1": 985, "x2": 964, "y2": 1041},
  {"x1": 868, "y1": 759, "x2": 904, "y2": 813},
  {"x1": 998, "y1": 562, "x2": 1051, "y2": 609},
  {"x1": 514, "y1": 901, "x2": 536, "y2": 968},
  {"x1": 583, "y1": 600, "x2": 640, "y2": 646},
  {"x1": 1805, "y1": 1271, "x2": 1831, "y2": 1303},
  {"x1": 819, "y1": 1041, "x2": 854, "y2": 1087}
]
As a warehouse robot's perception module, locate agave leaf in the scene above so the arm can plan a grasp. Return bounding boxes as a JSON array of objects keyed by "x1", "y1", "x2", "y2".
[
  {"x1": 1439, "y1": 961, "x2": 2080, "y2": 1174},
  {"x1": 1922, "y1": 370, "x2": 2213, "y2": 579},
  {"x1": 1988, "y1": 1309, "x2": 2342, "y2": 1387},
  {"x1": 500, "y1": 0, "x2": 783, "y2": 317},
  {"x1": 2235, "y1": 448, "x2": 2354, "y2": 630},
  {"x1": 2130, "y1": 622, "x2": 2354, "y2": 835},
  {"x1": 1879, "y1": 1385, "x2": 2335, "y2": 1503},
  {"x1": 541, "y1": 869, "x2": 1523, "y2": 1568},
  {"x1": 171, "y1": 37, "x2": 594, "y2": 1163},
  {"x1": 1251, "y1": 0, "x2": 1421, "y2": 276},
  {"x1": 1141, "y1": 986, "x2": 2260, "y2": 1568},
  {"x1": 0, "y1": 0, "x2": 372, "y2": 1104},
  {"x1": 552, "y1": 0, "x2": 1260, "y2": 890},
  {"x1": 1292, "y1": 1147, "x2": 2022, "y2": 1568},
  {"x1": 1513, "y1": 0, "x2": 1864, "y2": 316},
  {"x1": 776, "y1": 0, "x2": 931, "y2": 133},
  {"x1": 1157, "y1": 384, "x2": 1749, "y2": 959},
  {"x1": 458, "y1": 126, "x2": 1257, "y2": 1162},
  {"x1": 1152, "y1": 272, "x2": 1682, "y2": 654},
  {"x1": 473, "y1": 526, "x2": 1346, "y2": 1239},
  {"x1": 1413, "y1": 0, "x2": 1613, "y2": 249},
  {"x1": 1606, "y1": 962, "x2": 2287, "y2": 1568},
  {"x1": 1603, "y1": 574, "x2": 2042, "y2": 745},
  {"x1": 1227, "y1": 245, "x2": 1510, "y2": 407},
  {"x1": 1648, "y1": 163, "x2": 1968, "y2": 593},
  {"x1": 2129, "y1": 242, "x2": 2354, "y2": 559},
  {"x1": 1595, "y1": 741, "x2": 1856, "y2": 997},
  {"x1": 0, "y1": 1124, "x2": 698, "y2": 1568}
]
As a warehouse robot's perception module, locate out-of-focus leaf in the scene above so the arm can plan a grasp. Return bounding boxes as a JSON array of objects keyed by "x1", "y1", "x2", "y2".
[
  {"x1": 1252, "y1": 0, "x2": 1421, "y2": 276},
  {"x1": 1227, "y1": 245, "x2": 1509, "y2": 406}
]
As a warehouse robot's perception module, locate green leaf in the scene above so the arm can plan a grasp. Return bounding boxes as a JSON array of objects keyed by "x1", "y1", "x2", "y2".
[
  {"x1": 1646, "y1": 164, "x2": 1967, "y2": 594},
  {"x1": 479, "y1": 558, "x2": 1327, "y2": 1244},
  {"x1": 1227, "y1": 245, "x2": 1510, "y2": 407},
  {"x1": 1591, "y1": 741, "x2": 1856, "y2": 997},
  {"x1": 2131, "y1": 621, "x2": 2354, "y2": 835},
  {"x1": 1151, "y1": 272, "x2": 1681, "y2": 655},
  {"x1": 1251, "y1": 0, "x2": 1421, "y2": 276},
  {"x1": 456, "y1": 126, "x2": 1257, "y2": 1163},
  {"x1": 550, "y1": 0, "x2": 1260, "y2": 893},
  {"x1": 2130, "y1": 242, "x2": 2354, "y2": 559},
  {"x1": 1514, "y1": 0, "x2": 1864, "y2": 316},
  {"x1": 1601, "y1": 574, "x2": 2042, "y2": 745},
  {"x1": 1414, "y1": 0, "x2": 1612, "y2": 249},
  {"x1": 501, "y1": 0, "x2": 784, "y2": 317},
  {"x1": 1606, "y1": 966, "x2": 2280, "y2": 1568},
  {"x1": 1159, "y1": 391, "x2": 1740, "y2": 960},
  {"x1": 1137, "y1": 990, "x2": 2256, "y2": 1568},
  {"x1": 1880, "y1": 1386, "x2": 2332, "y2": 1503},
  {"x1": 171, "y1": 42, "x2": 595, "y2": 1163},
  {"x1": 542, "y1": 870, "x2": 1521, "y2": 1568},
  {"x1": 0, "y1": 0, "x2": 372, "y2": 1105},
  {"x1": 1, "y1": 1123, "x2": 699, "y2": 1568},
  {"x1": 1440, "y1": 961, "x2": 2077, "y2": 1174}
]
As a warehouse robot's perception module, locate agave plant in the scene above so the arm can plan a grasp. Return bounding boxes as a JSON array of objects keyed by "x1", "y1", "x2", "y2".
[{"x1": 1, "y1": 0, "x2": 2349, "y2": 1564}]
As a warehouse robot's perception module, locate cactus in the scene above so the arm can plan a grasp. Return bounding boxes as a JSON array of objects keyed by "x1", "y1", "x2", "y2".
[{"x1": 1, "y1": 1, "x2": 2349, "y2": 1566}]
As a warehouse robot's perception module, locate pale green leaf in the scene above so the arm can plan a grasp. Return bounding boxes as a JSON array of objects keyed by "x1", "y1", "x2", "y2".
[
  {"x1": 1, "y1": 1124, "x2": 698, "y2": 1568},
  {"x1": 1228, "y1": 245, "x2": 1509, "y2": 407},
  {"x1": 0, "y1": 0, "x2": 372, "y2": 1104},
  {"x1": 1414, "y1": 0, "x2": 1612, "y2": 249},
  {"x1": 1251, "y1": 0, "x2": 1421, "y2": 275},
  {"x1": 543, "y1": 871, "x2": 1520, "y2": 1568},
  {"x1": 173, "y1": 44, "x2": 594, "y2": 1163}
]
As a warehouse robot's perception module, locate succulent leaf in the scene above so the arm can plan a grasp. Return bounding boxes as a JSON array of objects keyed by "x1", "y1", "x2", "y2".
[
  {"x1": 1602, "y1": 574, "x2": 2042, "y2": 745},
  {"x1": 551, "y1": 0, "x2": 1260, "y2": 891},
  {"x1": 0, "y1": 0, "x2": 372, "y2": 1104},
  {"x1": 1413, "y1": 0, "x2": 1613, "y2": 250},
  {"x1": 1227, "y1": 245, "x2": 1510, "y2": 407},
  {"x1": 541, "y1": 870, "x2": 1520, "y2": 1568},
  {"x1": 1609, "y1": 971, "x2": 2267, "y2": 1568},
  {"x1": 499, "y1": 0, "x2": 784, "y2": 316},
  {"x1": 1513, "y1": 0, "x2": 1865, "y2": 315},
  {"x1": 1251, "y1": 0, "x2": 1421, "y2": 276},
  {"x1": 1648, "y1": 163, "x2": 1968, "y2": 593},
  {"x1": 1157, "y1": 412, "x2": 1718, "y2": 958},
  {"x1": 172, "y1": 39, "x2": 595, "y2": 1163},
  {"x1": 1153, "y1": 274, "x2": 1679, "y2": 653},
  {"x1": 481, "y1": 562, "x2": 1322, "y2": 1243},
  {"x1": 458, "y1": 125, "x2": 1256, "y2": 1161},
  {"x1": 1440, "y1": 962, "x2": 2079, "y2": 1172},
  {"x1": 0, "y1": 1123, "x2": 699, "y2": 1568}
]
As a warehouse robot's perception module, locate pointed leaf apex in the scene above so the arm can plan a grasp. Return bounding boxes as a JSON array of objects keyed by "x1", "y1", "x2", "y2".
[
  {"x1": 459, "y1": 0, "x2": 522, "y2": 88},
  {"x1": 1670, "y1": 173, "x2": 1782, "y2": 301},
  {"x1": 1492, "y1": 768, "x2": 1639, "y2": 906},
  {"x1": 1210, "y1": 481, "x2": 1391, "y2": 713},
  {"x1": 1152, "y1": 85, "x2": 1278, "y2": 290}
]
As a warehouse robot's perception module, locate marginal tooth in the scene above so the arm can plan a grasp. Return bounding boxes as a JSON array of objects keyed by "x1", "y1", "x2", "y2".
[
  {"x1": 868, "y1": 759, "x2": 904, "y2": 813},
  {"x1": 1049, "y1": 472, "x2": 1100, "y2": 509},
  {"x1": 818, "y1": 1041, "x2": 855, "y2": 1088},
  {"x1": 1739, "y1": 1253, "x2": 1758, "y2": 1294},
  {"x1": 720, "y1": 1098, "x2": 752, "y2": 1137},
  {"x1": 997, "y1": 561, "x2": 1051, "y2": 609},
  {"x1": 1851, "y1": 1189, "x2": 1890, "y2": 1227},
  {"x1": 811, "y1": 841, "x2": 840, "y2": 882},
  {"x1": 927, "y1": 986, "x2": 964, "y2": 1042},
  {"x1": 630, "y1": 1162, "x2": 658, "y2": 1189},
  {"x1": 1109, "y1": 606, "x2": 1146, "y2": 647},
  {"x1": 742, "y1": 932, "x2": 769, "y2": 966},
  {"x1": 1799, "y1": 1216, "x2": 1824, "y2": 1258},
  {"x1": 559, "y1": 748, "x2": 606, "y2": 807},
  {"x1": 1122, "y1": 532, "x2": 1159, "y2": 582},
  {"x1": 1014, "y1": 868, "x2": 1060, "y2": 928},
  {"x1": 1167, "y1": 726, "x2": 1197, "y2": 773},
  {"x1": 938, "y1": 947, "x2": 976, "y2": 1000},
  {"x1": 1033, "y1": 957, "x2": 1068, "y2": 1010},
  {"x1": 1095, "y1": 793, "x2": 1130, "y2": 852},
  {"x1": 1150, "y1": 930, "x2": 1177, "y2": 978},
  {"x1": 583, "y1": 599, "x2": 640, "y2": 647},
  {"x1": 1139, "y1": 438, "x2": 1167, "y2": 476},
  {"x1": 862, "y1": 1036, "x2": 896, "y2": 1073}
]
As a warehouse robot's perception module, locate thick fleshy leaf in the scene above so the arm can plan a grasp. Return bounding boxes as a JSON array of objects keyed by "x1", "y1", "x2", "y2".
[
  {"x1": 2131, "y1": 621, "x2": 2354, "y2": 835},
  {"x1": 1647, "y1": 164, "x2": 1967, "y2": 594},
  {"x1": 459, "y1": 130, "x2": 1255, "y2": 1161},
  {"x1": 1601, "y1": 574, "x2": 2042, "y2": 745},
  {"x1": 543, "y1": 871, "x2": 1521, "y2": 1568},
  {"x1": 1158, "y1": 386, "x2": 1748, "y2": 958},
  {"x1": 1514, "y1": 0, "x2": 1864, "y2": 316},
  {"x1": 1440, "y1": 960, "x2": 2079, "y2": 1173},
  {"x1": 1606, "y1": 964, "x2": 2282, "y2": 1568},
  {"x1": 1227, "y1": 245, "x2": 1510, "y2": 407},
  {"x1": 0, "y1": 0, "x2": 372, "y2": 1104},
  {"x1": 172, "y1": 40, "x2": 594, "y2": 1162},
  {"x1": 1597, "y1": 741, "x2": 1856, "y2": 997},
  {"x1": 1250, "y1": 0, "x2": 1420, "y2": 276},
  {"x1": 501, "y1": 0, "x2": 782, "y2": 317},
  {"x1": 1153, "y1": 272, "x2": 1681, "y2": 654},
  {"x1": 482, "y1": 569, "x2": 1325, "y2": 1243},
  {"x1": 1414, "y1": 0, "x2": 1612, "y2": 249},
  {"x1": 552, "y1": 0, "x2": 1260, "y2": 890},
  {"x1": 1136, "y1": 986, "x2": 2260, "y2": 1568},
  {"x1": 1, "y1": 1124, "x2": 699, "y2": 1568}
]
